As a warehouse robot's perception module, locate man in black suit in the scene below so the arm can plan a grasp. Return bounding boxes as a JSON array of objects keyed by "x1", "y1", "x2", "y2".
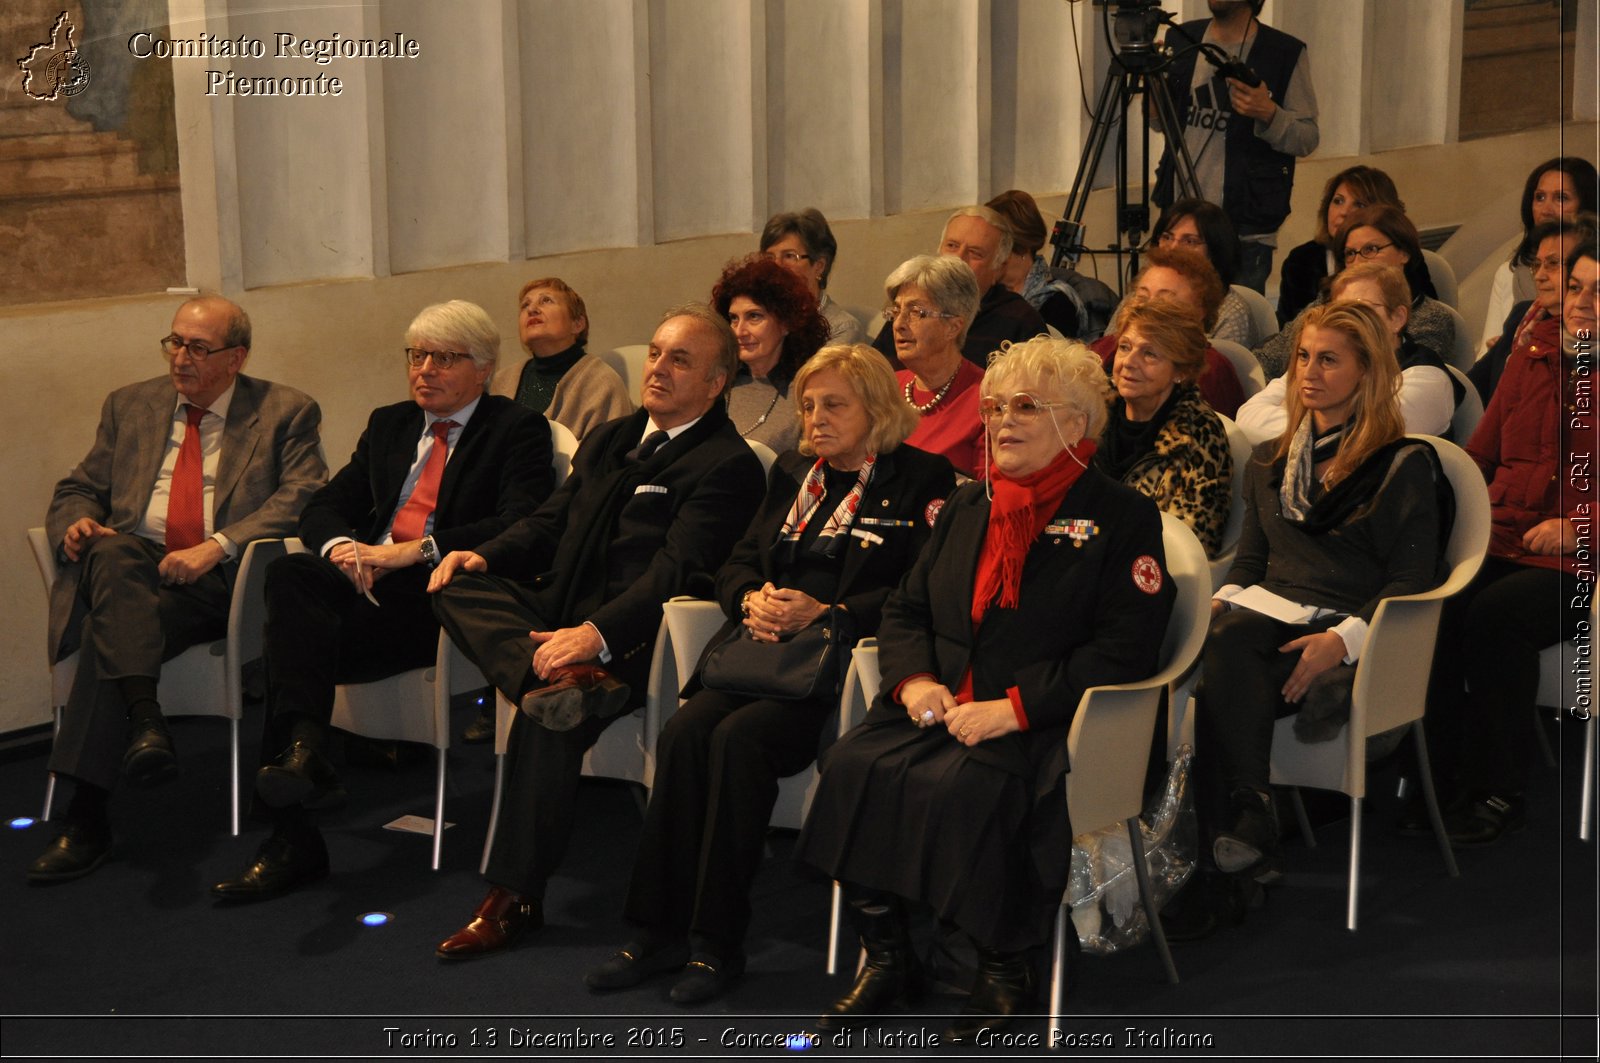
[
  {"x1": 211, "y1": 300, "x2": 554, "y2": 901},
  {"x1": 426, "y1": 303, "x2": 767, "y2": 960},
  {"x1": 872, "y1": 206, "x2": 1047, "y2": 367}
]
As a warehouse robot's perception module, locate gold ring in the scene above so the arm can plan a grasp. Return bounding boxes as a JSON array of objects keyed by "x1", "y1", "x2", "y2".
[{"x1": 960, "y1": 726, "x2": 970, "y2": 738}]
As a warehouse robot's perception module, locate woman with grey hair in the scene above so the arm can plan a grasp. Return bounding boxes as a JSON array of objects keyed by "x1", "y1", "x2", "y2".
[
  {"x1": 796, "y1": 334, "x2": 1174, "y2": 1040},
  {"x1": 760, "y1": 208, "x2": 866, "y2": 344},
  {"x1": 885, "y1": 254, "x2": 986, "y2": 476}
]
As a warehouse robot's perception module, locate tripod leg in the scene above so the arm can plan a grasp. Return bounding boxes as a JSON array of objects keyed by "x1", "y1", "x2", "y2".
[{"x1": 1147, "y1": 76, "x2": 1202, "y2": 201}]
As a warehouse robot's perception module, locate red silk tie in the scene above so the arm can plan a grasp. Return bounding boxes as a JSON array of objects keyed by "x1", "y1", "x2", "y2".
[
  {"x1": 164, "y1": 404, "x2": 208, "y2": 553},
  {"x1": 390, "y1": 420, "x2": 457, "y2": 543}
]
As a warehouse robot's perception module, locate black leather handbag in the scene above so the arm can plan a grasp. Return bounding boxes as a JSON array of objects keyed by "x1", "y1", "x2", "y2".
[{"x1": 700, "y1": 607, "x2": 851, "y2": 701}]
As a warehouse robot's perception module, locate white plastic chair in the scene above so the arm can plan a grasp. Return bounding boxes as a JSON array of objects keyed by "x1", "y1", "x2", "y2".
[
  {"x1": 1211, "y1": 338, "x2": 1266, "y2": 400},
  {"x1": 479, "y1": 613, "x2": 680, "y2": 872},
  {"x1": 1440, "y1": 303, "x2": 1478, "y2": 372},
  {"x1": 601, "y1": 345, "x2": 650, "y2": 401},
  {"x1": 825, "y1": 637, "x2": 881, "y2": 976},
  {"x1": 1423, "y1": 249, "x2": 1460, "y2": 310},
  {"x1": 29, "y1": 528, "x2": 281, "y2": 836},
  {"x1": 1535, "y1": 594, "x2": 1599, "y2": 841},
  {"x1": 746, "y1": 439, "x2": 778, "y2": 474},
  {"x1": 1230, "y1": 284, "x2": 1280, "y2": 348},
  {"x1": 281, "y1": 538, "x2": 487, "y2": 870},
  {"x1": 546, "y1": 417, "x2": 578, "y2": 485},
  {"x1": 1208, "y1": 414, "x2": 1256, "y2": 592},
  {"x1": 1268, "y1": 437, "x2": 1487, "y2": 930},
  {"x1": 1443, "y1": 364, "x2": 1484, "y2": 441},
  {"x1": 1046, "y1": 514, "x2": 1211, "y2": 1039}
]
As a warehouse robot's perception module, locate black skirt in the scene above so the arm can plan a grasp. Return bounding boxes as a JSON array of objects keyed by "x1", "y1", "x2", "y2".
[{"x1": 795, "y1": 715, "x2": 1067, "y2": 951}]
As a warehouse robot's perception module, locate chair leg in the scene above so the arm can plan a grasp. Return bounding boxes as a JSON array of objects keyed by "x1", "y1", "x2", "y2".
[
  {"x1": 1410, "y1": 720, "x2": 1459, "y2": 878},
  {"x1": 228, "y1": 717, "x2": 241, "y2": 837},
  {"x1": 41, "y1": 707, "x2": 62, "y2": 821},
  {"x1": 1581, "y1": 714, "x2": 1596, "y2": 843},
  {"x1": 1534, "y1": 710, "x2": 1557, "y2": 768},
  {"x1": 1127, "y1": 816, "x2": 1179, "y2": 985},
  {"x1": 430, "y1": 749, "x2": 447, "y2": 871},
  {"x1": 480, "y1": 752, "x2": 505, "y2": 876},
  {"x1": 1048, "y1": 903, "x2": 1069, "y2": 1045},
  {"x1": 826, "y1": 880, "x2": 843, "y2": 975},
  {"x1": 1290, "y1": 787, "x2": 1316, "y2": 848},
  {"x1": 1345, "y1": 796, "x2": 1362, "y2": 932}
]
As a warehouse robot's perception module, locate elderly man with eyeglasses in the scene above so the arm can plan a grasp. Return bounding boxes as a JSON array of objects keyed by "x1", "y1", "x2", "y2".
[
  {"x1": 207, "y1": 300, "x2": 555, "y2": 901},
  {"x1": 872, "y1": 206, "x2": 1048, "y2": 370},
  {"x1": 30, "y1": 295, "x2": 327, "y2": 884}
]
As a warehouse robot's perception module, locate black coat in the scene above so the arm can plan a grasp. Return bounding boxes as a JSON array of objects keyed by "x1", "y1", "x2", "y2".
[
  {"x1": 297, "y1": 394, "x2": 554, "y2": 555},
  {"x1": 477, "y1": 404, "x2": 767, "y2": 673}
]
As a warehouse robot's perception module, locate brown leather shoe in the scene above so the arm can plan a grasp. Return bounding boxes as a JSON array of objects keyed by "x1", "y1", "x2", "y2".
[
  {"x1": 519, "y1": 666, "x2": 631, "y2": 732},
  {"x1": 435, "y1": 886, "x2": 542, "y2": 960}
]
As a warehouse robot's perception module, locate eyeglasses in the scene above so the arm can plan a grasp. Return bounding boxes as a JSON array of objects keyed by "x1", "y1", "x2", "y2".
[
  {"x1": 978, "y1": 393, "x2": 1072, "y2": 424},
  {"x1": 404, "y1": 347, "x2": 474, "y2": 369},
  {"x1": 160, "y1": 334, "x2": 237, "y2": 361},
  {"x1": 1344, "y1": 241, "x2": 1395, "y2": 261},
  {"x1": 883, "y1": 304, "x2": 955, "y2": 323},
  {"x1": 763, "y1": 250, "x2": 811, "y2": 264},
  {"x1": 1156, "y1": 231, "x2": 1206, "y2": 251}
]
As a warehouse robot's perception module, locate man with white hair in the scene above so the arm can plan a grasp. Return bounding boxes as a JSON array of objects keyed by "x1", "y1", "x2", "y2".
[
  {"x1": 873, "y1": 206, "x2": 1047, "y2": 368},
  {"x1": 211, "y1": 300, "x2": 554, "y2": 901}
]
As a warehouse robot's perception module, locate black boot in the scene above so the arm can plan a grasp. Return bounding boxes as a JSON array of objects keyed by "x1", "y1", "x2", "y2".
[
  {"x1": 1213, "y1": 787, "x2": 1280, "y2": 881},
  {"x1": 816, "y1": 893, "x2": 922, "y2": 1031},
  {"x1": 945, "y1": 946, "x2": 1036, "y2": 1041}
]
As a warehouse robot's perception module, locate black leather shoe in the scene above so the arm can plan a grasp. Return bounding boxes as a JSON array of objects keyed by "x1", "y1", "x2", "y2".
[
  {"x1": 586, "y1": 939, "x2": 691, "y2": 990},
  {"x1": 123, "y1": 718, "x2": 177, "y2": 788},
  {"x1": 27, "y1": 820, "x2": 112, "y2": 883},
  {"x1": 435, "y1": 887, "x2": 542, "y2": 960},
  {"x1": 945, "y1": 949, "x2": 1037, "y2": 1042},
  {"x1": 1446, "y1": 794, "x2": 1526, "y2": 847},
  {"x1": 460, "y1": 707, "x2": 496, "y2": 745},
  {"x1": 211, "y1": 830, "x2": 329, "y2": 902},
  {"x1": 256, "y1": 740, "x2": 346, "y2": 810},
  {"x1": 520, "y1": 666, "x2": 631, "y2": 732},
  {"x1": 669, "y1": 952, "x2": 745, "y2": 1006},
  {"x1": 816, "y1": 947, "x2": 922, "y2": 1031},
  {"x1": 1213, "y1": 787, "x2": 1281, "y2": 881}
]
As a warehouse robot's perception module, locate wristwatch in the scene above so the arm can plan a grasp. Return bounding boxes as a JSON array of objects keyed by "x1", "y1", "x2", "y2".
[{"x1": 419, "y1": 535, "x2": 439, "y2": 567}]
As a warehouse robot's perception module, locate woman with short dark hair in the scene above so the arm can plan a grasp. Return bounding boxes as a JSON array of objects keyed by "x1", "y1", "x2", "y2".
[
  {"x1": 1275, "y1": 165, "x2": 1404, "y2": 326},
  {"x1": 759, "y1": 208, "x2": 866, "y2": 344}
]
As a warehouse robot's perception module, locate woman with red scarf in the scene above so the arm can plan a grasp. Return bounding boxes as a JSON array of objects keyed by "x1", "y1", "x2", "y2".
[{"x1": 795, "y1": 335, "x2": 1175, "y2": 1041}]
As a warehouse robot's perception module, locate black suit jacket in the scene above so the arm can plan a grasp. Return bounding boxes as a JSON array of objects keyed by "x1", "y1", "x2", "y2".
[
  {"x1": 297, "y1": 395, "x2": 554, "y2": 556},
  {"x1": 476, "y1": 404, "x2": 767, "y2": 673},
  {"x1": 712, "y1": 445, "x2": 956, "y2": 637}
]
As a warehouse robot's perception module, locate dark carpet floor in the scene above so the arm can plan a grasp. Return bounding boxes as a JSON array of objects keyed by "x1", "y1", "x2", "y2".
[{"x1": 1, "y1": 701, "x2": 1595, "y2": 1061}]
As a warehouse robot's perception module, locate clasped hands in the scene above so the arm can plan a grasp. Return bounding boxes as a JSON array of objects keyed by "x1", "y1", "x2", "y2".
[
  {"x1": 742, "y1": 582, "x2": 827, "y2": 643},
  {"x1": 901, "y1": 677, "x2": 1018, "y2": 747},
  {"x1": 61, "y1": 517, "x2": 224, "y2": 586},
  {"x1": 328, "y1": 539, "x2": 422, "y2": 593}
]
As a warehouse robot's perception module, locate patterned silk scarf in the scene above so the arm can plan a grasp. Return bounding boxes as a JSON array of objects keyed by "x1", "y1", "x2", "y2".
[
  {"x1": 777, "y1": 454, "x2": 877, "y2": 557},
  {"x1": 1279, "y1": 415, "x2": 1346, "y2": 524}
]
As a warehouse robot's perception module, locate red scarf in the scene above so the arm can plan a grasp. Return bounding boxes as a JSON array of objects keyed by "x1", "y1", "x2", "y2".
[{"x1": 971, "y1": 439, "x2": 1097, "y2": 624}]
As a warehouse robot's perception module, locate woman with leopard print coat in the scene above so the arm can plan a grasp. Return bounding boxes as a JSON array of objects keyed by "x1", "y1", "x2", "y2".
[{"x1": 1094, "y1": 299, "x2": 1232, "y2": 556}]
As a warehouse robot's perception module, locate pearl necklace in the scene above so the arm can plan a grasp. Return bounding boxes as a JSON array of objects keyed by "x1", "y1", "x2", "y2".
[
  {"x1": 738, "y1": 388, "x2": 781, "y2": 438},
  {"x1": 903, "y1": 370, "x2": 958, "y2": 414}
]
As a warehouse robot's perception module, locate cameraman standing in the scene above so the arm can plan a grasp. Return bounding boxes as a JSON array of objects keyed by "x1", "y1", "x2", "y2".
[{"x1": 1153, "y1": 0, "x2": 1319, "y2": 294}]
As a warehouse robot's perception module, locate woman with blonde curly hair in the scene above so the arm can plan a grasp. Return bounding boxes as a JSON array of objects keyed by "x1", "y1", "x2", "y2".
[
  {"x1": 796, "y1": 335, "x2": 1175, "y2": 1039},
  {"x1": 1195, "y1": 300, "x2": 1447, "y2": 898}
]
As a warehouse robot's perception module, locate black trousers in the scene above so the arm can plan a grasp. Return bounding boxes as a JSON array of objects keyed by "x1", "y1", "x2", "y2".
[
  {"x1": 258, "y1": 552, "x2": 440, "y2": 755},
  {"x1": 434, "y1": 571, "x2": 647, "y2": 899},
  {"x1": 1195, "y1": 608, "x2": 1345, "y2": 799},
  {"x1": 1428, "y1": 556, "x2": 1579, "y2": 797},
  {"x1": 622, "y1": 688, "x2": 830, "y2": 957},
  {"x1": 48, "y1": 534, "x2": 230, "y2": 791}
]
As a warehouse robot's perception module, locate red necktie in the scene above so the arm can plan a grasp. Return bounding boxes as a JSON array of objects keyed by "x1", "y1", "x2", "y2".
[
  {"x1": 390, "y1": 420, "x2": 457, "y2": 543},
  {"x1": 164, "y1": 404, "x2": 208, "y2": 553}
]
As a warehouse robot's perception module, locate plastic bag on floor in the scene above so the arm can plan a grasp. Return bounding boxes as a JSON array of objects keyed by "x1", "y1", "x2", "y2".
[{"x1": 1067, "y1": 744, "x2": 1197, "y2": 955}]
